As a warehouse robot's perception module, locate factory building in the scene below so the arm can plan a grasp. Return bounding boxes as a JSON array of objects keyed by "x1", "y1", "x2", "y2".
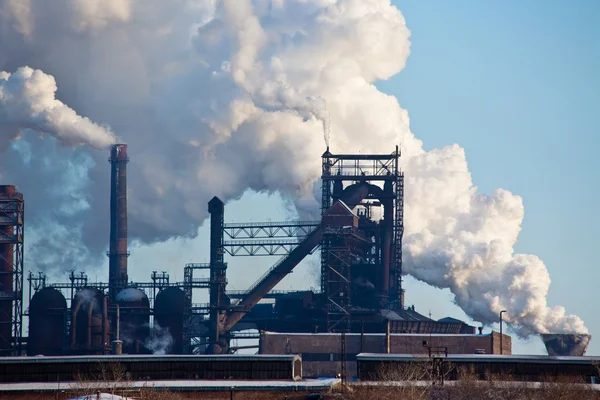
[
  {"x1": 0, "y1": 144, "x2": 589, "y2": 364},
  {"x1": 260, "y1": 330, "x2": 512, "y2": 378}
]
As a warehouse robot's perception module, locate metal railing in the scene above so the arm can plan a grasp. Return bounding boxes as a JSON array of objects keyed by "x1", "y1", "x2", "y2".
[{"x1": 225, "y1": 220, "x2": 320, "y2": 228}]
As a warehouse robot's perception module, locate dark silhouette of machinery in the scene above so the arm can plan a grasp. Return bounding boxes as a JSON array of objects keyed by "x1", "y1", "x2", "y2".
[
  {"x1": 28, "y1": 287, "x2": 66, "y2": 356},
  {"x1": 11, "y1": 144, "x2": 584, "y2": 357},
  {"x1": 17, "y1": 145, "x2": 474, "y2": 356}
]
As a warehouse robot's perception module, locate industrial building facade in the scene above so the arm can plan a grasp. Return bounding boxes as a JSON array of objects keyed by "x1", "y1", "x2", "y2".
[
  {"x1": 259, "y1": 331, "x2": 512, "y2": 377},
  {"x1": 0, "y1": 143, "x2": 585, "y2": 367}
]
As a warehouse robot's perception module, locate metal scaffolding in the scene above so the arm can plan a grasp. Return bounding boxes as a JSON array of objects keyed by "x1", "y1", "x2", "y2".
[
  {"x1": 320, "y1": 146, "x2": 404, "y2": 311},
  {"x1": 0, "y1": 187, "x2": 24, "y2": 356},
  {"x1": 392, "y1": 167, "x2": 405, "y2": 309},
  {"x1": 222, "y1": 221, "x2": 320, "y2": 256}
]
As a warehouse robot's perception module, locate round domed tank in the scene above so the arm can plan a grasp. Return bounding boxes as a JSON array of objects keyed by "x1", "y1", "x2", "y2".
[
  {"x1": 115, "y1": 288, "x2": 150, "y2": 354},
  {"x1": 154, "y1": 287, "x2": 186, "y2": 354},
  {"x1": 28, "y1": 287, "x2": 67, "y2": 356},
  {"x1": 71, "y1": 288, "x2": 107, "y2": 354}
]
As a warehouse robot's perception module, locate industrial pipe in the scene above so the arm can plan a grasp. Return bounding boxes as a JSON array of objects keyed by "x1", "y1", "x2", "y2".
[
  {"x1": 386, "y1": 320, "x2": 391, "y2": 354},
  {"x1": 380, "y1": 198, "x2": 393, "y2": 301},
  {"x1": 71, "y1": 300, "x2": 83, "y2": 348},
  {"x1": 103, "y1": 296, "x2": 109, "y2": 353},
  {"x1": 112, "y1": 340, "x2": 123, "y2": 355},
  {"x1": 108, "y1": 144, "x2": 129, "y2": 300},
  {"x1": 116, "y1": 304, "x2": 120, "y2": 341},
  {"x1": 87, "y1": 299, "x2": 95, "y2": 349},
  {"x1": 208, "y1": 197, "x2": 226, "y2": 352}
]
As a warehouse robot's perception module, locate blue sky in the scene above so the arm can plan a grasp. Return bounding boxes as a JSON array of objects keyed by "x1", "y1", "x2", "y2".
[
  {"x1": 100, "y1": 0, "x2": 599, "y2": 355},
  {"x1": 377, "y1": 0, "x2": 599, "y2": 354}
]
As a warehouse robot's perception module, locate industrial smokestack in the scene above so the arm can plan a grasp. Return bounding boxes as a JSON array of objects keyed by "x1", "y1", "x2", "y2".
[
  {"x1": 108, "y1": 144, "x2": 129, "y2": 300},
  {"x1": 208, "y1": 196, "x2": 225, "y2": 353}
]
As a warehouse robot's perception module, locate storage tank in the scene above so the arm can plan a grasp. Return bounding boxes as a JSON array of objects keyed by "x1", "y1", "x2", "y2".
[
  {"x1": 28, "y1": 288, "x2": 67, "y2": 355},
  {"x1": 115, "y1": 288, "x2": 150, "y2": 354},
  {"x1": 154, "y1": 287, "x2": 186, "y2": 354},
  {"x1": 71, "y1": 288, "x2": 108, "y2": 354},
  {"x1": 541, "y1": 333, "x2": 591, "y2": 356}
]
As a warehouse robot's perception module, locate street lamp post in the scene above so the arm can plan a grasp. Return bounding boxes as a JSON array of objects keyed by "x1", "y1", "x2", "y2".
[{"x1": 499, "y1": 310, "x2": 507, "y2": 355}]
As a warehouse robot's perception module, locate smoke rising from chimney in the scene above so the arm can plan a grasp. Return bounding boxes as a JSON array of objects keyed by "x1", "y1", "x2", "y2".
[{"x1": 0, "y1": 0, "x2": 586, "y2": 337}]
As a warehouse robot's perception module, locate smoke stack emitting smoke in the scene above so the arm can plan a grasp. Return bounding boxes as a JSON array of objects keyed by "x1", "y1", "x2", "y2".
[
  {"x1": 0, "y1": 67, "x2": 117, "y2": 150},
  {"x1": 0, "y1": 0, "x2": 587, "y2": 338}
]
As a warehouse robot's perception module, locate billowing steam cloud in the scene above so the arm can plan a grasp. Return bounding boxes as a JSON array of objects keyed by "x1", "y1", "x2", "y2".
[
  {"x1": 146, "y1": 323, "x2": 174, "y2": 355},
  {"x1": 0, "y1": 0, "x2": 586, "y2": 337},
  {"x1": 0, "y1": 67, "x2": 117, "y2": 150}
]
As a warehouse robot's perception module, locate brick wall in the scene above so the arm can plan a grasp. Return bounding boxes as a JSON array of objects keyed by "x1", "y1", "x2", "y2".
[{"x1": 260, "y1": 331, "x2": 512, "y2": 378}]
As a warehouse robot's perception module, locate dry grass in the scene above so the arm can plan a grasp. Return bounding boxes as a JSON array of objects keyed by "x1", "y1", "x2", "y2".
[
  {"x1": 69, "y1": 361, "x2": 134, "y2": 397},
  {"x1": 342, "y1": 361, "x2": 600, "y2": 400},
  {"x1": 3, "y1": 360, "x2": 600, "y2": 400}
]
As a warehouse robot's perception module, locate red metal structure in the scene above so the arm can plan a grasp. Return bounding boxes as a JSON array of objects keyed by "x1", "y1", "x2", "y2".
[
  {"x1": 115, "y1": 288, "x2": 150, "y2": 354},
  {"x1": 321, "y1": 146, "x2": 404, "y2": 310},
  {"x1": 70, "y1": 288, "x2": 109, "y2": 355},
  {"x1": 19, "y1": 145, "x2": 484, "y2": 357},
  {"x1": 108, "y1": 144, "x2": 129, "y2": 300},
  {"x1": 0, "y1": 185, "x2": 24, "y2": 356}
]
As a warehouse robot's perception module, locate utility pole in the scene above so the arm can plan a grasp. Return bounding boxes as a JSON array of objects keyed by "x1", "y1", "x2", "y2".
[{"x1": 340, "y1": 316, "x2": 347, "y2": 391}]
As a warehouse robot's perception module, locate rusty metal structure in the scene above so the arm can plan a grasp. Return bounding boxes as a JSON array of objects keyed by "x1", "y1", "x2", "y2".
[
  {"x1": 321, "y1": 146, "x2": 405, "y2": 310},
  {"x1": 14, "y1": 144, "x2": 537, "y2": 359},
  {"x1": 108, "y1": 144, "x2": 129, "y2": 300},
  {"x1": 70, "y1": 288, "x2": 108, "y2": 354},
  {"x1": 0, "y1": 185, "x2": 24, "y2": 356},
  {"x1": 115, "y1": 288, "x2": 150, "y2": 354},
  {"x1": 197, "y1": 147, "x2": 426, "y2": 354}
]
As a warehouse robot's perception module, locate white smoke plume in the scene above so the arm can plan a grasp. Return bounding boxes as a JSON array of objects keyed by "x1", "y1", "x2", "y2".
[
  {"x1": 0, "y1": 66, "x2": 117, "y2": 150},
  {"x1": 146, "y1": 322, "x2": 174, "y2": 355},
  {"x1": 0, "y1": 0, "x2": 586, "y2": 337}
]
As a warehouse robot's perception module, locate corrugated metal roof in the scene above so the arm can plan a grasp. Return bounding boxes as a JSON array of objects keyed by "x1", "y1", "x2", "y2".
[
  {"x1": 261, "y1": 332, "x2": 488, "y2": 338},
  {"x1": 0, "y1": 354, "x2": 300, "y2": 364},
  {"x1": 380, "y1": 309, "x2": 431, "y2": 321},
  {"x1": 0, "y1": 379, "x2": 339, "y2": 393},
  {"x1": 356, "y1": 353, "x2": 600, "y2": 364}
]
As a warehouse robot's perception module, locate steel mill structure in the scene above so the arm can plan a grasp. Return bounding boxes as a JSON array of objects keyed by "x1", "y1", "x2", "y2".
[
  {"x1": 0, "y1": 185, "x2": 24, "y2": 356},
  {"x1": 0, "y1": 144, "x2": 588, "y2": 365}
]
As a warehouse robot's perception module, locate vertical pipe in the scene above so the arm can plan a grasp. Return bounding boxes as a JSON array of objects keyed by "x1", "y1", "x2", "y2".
[
  {"x1": 380, "y1": 198, "x2": 393, "y2": 304},
  {"x1": 108, "y1": 144, "x2": 129, "y2": 300},
  {"x1": 116, "y1": 304, "x2": 120, "y2": 341},
  {"x1": 208, "y1": 197, "x2": 225, "y2": 352},
  {"x1": 320, "y1": 148, "x2": 332, "y2": 296},
  {"x1": 71, "y1": 300, "x2": 83, "y2": 348},
  {"x1": 87, "y1": 299, "x2": 95, "y2": 349},
  {"x1": 360, "y1": 319, "x2": 365, "y2": 353},
  {"x1": 386, "y1": 320, "x2": 391, "y2": 354},
  {"x1": 103, "y1": 296, "x2": 109, "y2": 353},
  {"x1": 27, "y1": 272, "x2": 32, "y2": 312}
]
